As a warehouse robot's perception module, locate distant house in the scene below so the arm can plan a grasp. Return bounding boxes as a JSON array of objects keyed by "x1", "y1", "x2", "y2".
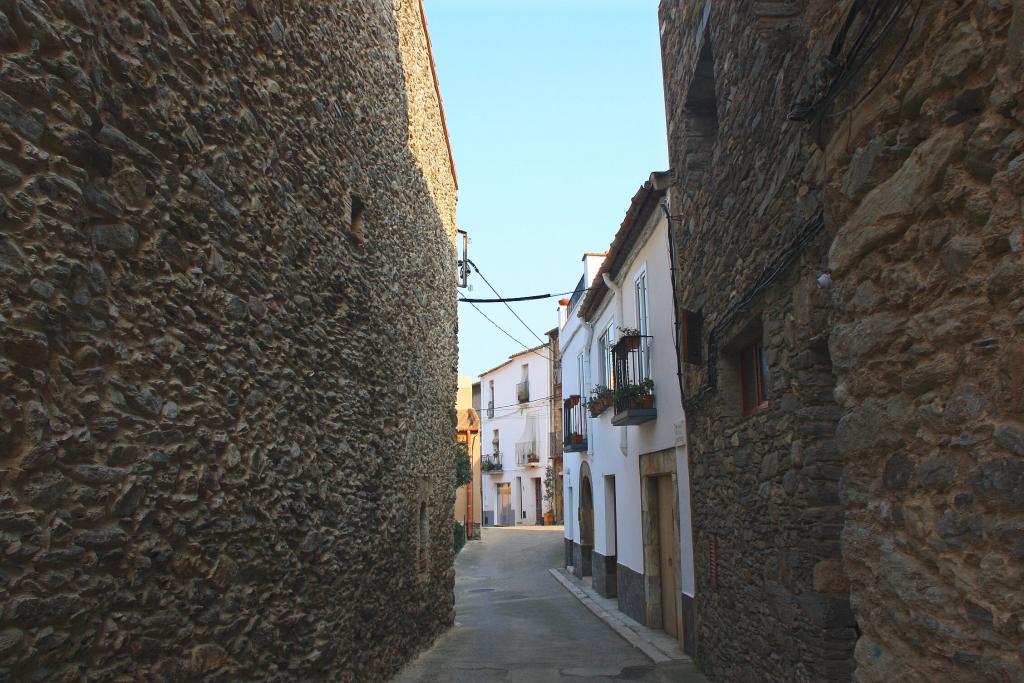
[
  {"x1": 560, "y1": 172, "x2": 696, "y2": 651},
  {"x1": 454, "y1": 376, "x2": 482, "y2": 539},
  {"x1": 479, "y1": 344, "x2": 553, "y2": 526}
]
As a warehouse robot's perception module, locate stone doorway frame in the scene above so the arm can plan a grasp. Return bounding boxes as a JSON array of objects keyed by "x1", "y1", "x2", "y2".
[
  {"x1": 574, "y1": 460, "x2": 595, "y2": 578},
  {"x1": 639, "y1": 448, "x2": 681, "y2": 637}
]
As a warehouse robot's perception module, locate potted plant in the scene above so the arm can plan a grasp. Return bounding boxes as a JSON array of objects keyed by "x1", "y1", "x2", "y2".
[
  {"x1": 589, "y1": 384, "x2": 612, "y2": 416},
  {"x1": 527, "y1": 453, "x2": 539, "y2": 463},
  {"x1": 543, "y1": 463, "x2": 556, "y2": 525},
  {"x1": 617, "y1": 327, "x2": 642, "y2": 351},
  {"x1": 570, "y1": 431, "x2": 583, "y2": 445},
  {"x1": 567, "y1": 394, "x2": 580, "y2": 407},
  {"x1": 614, "y1": 378, "x2": 655, "y2": 410}
]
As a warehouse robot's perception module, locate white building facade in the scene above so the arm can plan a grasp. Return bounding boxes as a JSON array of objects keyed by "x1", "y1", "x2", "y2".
[
  {"x1": 560, "y1": 172, "x2": 697, "y2": 654},
  {"x1": 479, "y1": 345, "x2": 553, "y2": 526}
]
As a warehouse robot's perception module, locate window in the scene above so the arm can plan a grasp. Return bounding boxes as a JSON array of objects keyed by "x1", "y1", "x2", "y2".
[
  {"x1": 577, "y1": 351, "x2": 587, "y2": 399},
  {"x1": 517, "y1": 364, "x2": 529, "y2": 403},
  {"x1": 739, "y1": 340, "x2": 769, "y2": 414},
  {"x1": 349, "y1": 195, "x2": 366, "y2": 245},
  {"x1": 598, "y1": 323, "x2": 615, "y2": 388},
  {"x1": 418, "y1": 501, "x2": 429, "y2": 573},
  {"x1": 635, "y1": 270, "x2": 650, "y2": 374},
  {"x1": 682, "y1": 310, "x2": 703, "y2": 365}
]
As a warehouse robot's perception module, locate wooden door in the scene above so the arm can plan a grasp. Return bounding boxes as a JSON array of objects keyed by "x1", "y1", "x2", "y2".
[
  {"x1": 657, "y1": 475, "x2": 679, "y2": 638},
  {"x1": 498, "y1": 483, "x2": 513, "y2": 526},
  {"x1": 534, "y1": 478, "x2": 543, "y2": 523}
]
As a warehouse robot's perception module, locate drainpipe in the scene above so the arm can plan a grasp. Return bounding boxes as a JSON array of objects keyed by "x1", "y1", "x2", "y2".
[{"x1": 660, "y1": 198, "x2": 687, "y2": 413}]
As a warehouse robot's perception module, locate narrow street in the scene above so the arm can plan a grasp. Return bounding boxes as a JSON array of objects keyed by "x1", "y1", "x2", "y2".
[{"x1": 395, "y1": 527, "x2": 707, "y2": 682}]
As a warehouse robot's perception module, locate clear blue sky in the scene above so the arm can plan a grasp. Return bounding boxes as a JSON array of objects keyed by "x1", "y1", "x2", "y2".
[{"x1": 424, "y1": 0, "x2": 668, "y2": 379}]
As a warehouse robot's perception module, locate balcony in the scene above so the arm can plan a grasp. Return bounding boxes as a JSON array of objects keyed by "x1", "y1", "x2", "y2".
[
  {"x1": 611, "y1": 334, "x2": 656, "y2": 426},
  {"x1": 563, "y1": 395, "x2": 587, "y2": 452},
  {"x1": 516, "y1": 380, "x2": 530, "y2": 404},
  {"x1": 482, "y1": 453, "x2": 503, "y2": 474},
  {"x1": 515, "y1": 441, "x2": 541, "y2": 466},
  {"x1": 486, "y1": 400, "x2": 494, "y2": 419},
  {"x1": 567, "y1": 274, "x2": 586, "y2": 313}
]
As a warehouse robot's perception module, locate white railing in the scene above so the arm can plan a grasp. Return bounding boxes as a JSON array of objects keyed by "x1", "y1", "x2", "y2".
[{"x1": 515, "y1": 441, "x2": 539, "y2": 465}]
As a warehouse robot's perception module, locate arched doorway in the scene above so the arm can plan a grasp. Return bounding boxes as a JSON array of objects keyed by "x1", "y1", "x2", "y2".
[{"x1": 574, "y1": 461, "x2": 595, "y2": 578}]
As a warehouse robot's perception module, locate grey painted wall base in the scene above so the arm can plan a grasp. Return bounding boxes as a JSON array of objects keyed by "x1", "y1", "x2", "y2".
[
  {"x1": 617, "y1": 563, "x2": 646, "y2": 625},
  {"x1": 483, "y1": 511, "x2": 494, "y2": 526},
  {"x1": 564, "y1": 537, "x2": 574, "y2": 568},
  {"x1": 572, "y1": 543, "x2": 593, "y2": 578},
  {"x1": 592, "y1": 551, "x2": 618, "y2": 598},
  {"x1": 681, "y1": 593, "x2": 696, "y2": 656}
]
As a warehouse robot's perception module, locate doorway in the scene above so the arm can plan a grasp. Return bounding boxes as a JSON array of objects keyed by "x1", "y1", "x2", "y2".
[
  {"x1": 656, "y1": 475, "x2": 679, "y2": 638},
  {"x1": 639, "y1": 448, "x2": 683, "y2": 644},
  {"x1": 534, "y1": 478, "x2": 543, "y2": 524},
  {"x1": 497, "y1": 483, "x2": 514, "y2": 526},
  {"x1": 576, "y1": 461, "x2": 594, "y2": 578}
]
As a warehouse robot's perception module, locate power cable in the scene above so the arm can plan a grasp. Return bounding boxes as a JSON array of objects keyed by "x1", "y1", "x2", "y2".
[
  {"x1": 458, "y1": 287, "x2": 598, "y2": 304},
  {"x1": 479, "y1": 396, "x2": 559, "y2": 421},
  {"x1": 459, "y1": 294, "x2": 553, "y2": 363},
  {"x1": 467, "y1": 259, "x2": 548, "y2": 346}
]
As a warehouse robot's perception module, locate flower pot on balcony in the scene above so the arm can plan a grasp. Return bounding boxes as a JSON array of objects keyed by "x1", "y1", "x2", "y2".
[
  {"x1": 528, "y1": 455, "x2": 539, "y2": 463},
  {"x1": 567, "y1": 395, "x2": 580, "y2": 407},
  {"x1": 570, "y1": 433, "x2": 583, "y2": 445},
  {"x1": 621, "y1": 336, "x2": 641, "y2": 352}
]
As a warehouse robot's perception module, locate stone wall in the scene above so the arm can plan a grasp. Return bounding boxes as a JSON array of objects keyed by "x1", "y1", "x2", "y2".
[
  {"x1": 659, "y1": 1, "x2": 855, "y2": 681},
  {"x1": 660, "y1": 1, "x2": 1024, "y2": 681},
  {"x1": 0, "y1": 1, "x2": 457, "y2": 681},
  {"x1": 395, "y1": 0, "x2": 458, "y2": 238},
  {"x1": 824, "y1": 2, "x2": 1024, "y2": 680}
]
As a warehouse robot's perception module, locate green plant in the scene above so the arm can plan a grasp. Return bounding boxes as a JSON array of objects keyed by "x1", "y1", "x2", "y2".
[
  {"x1": 454, "y1": 442, "x2": 472, "y2": 487},
  {"x1": 543, "y1": 463, "x2": 556, "y2": 514},
  {"x1": 617, "y1": 326, "x2": 641, "y2": 337},
  {"x1": 613, "y1": 378, "x2": 654, "y2": 404},
  {"x1": 590, "y1": 384, "x2": 612, "y2": 400}
]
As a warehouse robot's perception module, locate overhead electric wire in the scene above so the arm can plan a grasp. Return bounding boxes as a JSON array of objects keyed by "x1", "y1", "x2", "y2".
[
  {"x1": 458, "y1": 294, "x2": 553, "y2": 363},
  {"x1": 458, "y1": 287, "x2": 597, "y2": 304},
  {"x1": 466, "y1": 259, "x2": 548, "y2": 346},
  {"x1": 478, "y1": 394, "x2": 558, "y2": 420}
]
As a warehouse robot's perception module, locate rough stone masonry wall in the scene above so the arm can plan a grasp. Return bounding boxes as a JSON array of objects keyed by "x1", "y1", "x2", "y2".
[
  {"x1": 824, "y1": 1, "x2": 1024, "y2": 680},
  {"x1": 659, "y1": 2, "x2": 855, "y2": 681},
  {"x1": 0, "y1": 1, "x2": 457, "y2": 681}
]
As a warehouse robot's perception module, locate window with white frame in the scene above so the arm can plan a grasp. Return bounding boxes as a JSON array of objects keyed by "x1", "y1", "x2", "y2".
[
  {"x1": 635, "y1": 270, "x2": 650, "y2": 375},
  {"x1": 577, "y1": 351, "x2": 586, "y2": 399},
  {"x1": 598, "y1": 323, "x2": 615, "y2": 388}
]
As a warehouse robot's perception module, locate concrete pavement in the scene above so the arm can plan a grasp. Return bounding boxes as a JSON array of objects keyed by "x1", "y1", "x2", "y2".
[{"x1": 393, "y1": 526, "x2": 707, "y2": 682}]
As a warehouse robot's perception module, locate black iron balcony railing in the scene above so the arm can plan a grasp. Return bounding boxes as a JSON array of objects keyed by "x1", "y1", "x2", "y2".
[
  {"x1": 515, "y1": 441, "x2": 540, "y2": 466},
  {"x1": 567, "y1": 274, "x2": 586, "y2": 313},
  {"x1": 482, "y1": 453, "x2": 503, "y2": 473},
  {"x1": 516, "y1": 380, "x2": 529, "y2": 404},
  {"x1": 611, "y1": 334, "x2": 656, "y2": 426},
  {"x1": 563, "y1": 395, "x2": 587, "y2": 451},
  {"x1": 486, "y1": 400, "x2": 495, "y2": 419}
]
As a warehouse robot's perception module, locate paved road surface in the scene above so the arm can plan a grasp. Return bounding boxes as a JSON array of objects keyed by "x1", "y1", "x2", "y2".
[{"x1": 394, "y1": 526, "x2": 707, "y2": 682}]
